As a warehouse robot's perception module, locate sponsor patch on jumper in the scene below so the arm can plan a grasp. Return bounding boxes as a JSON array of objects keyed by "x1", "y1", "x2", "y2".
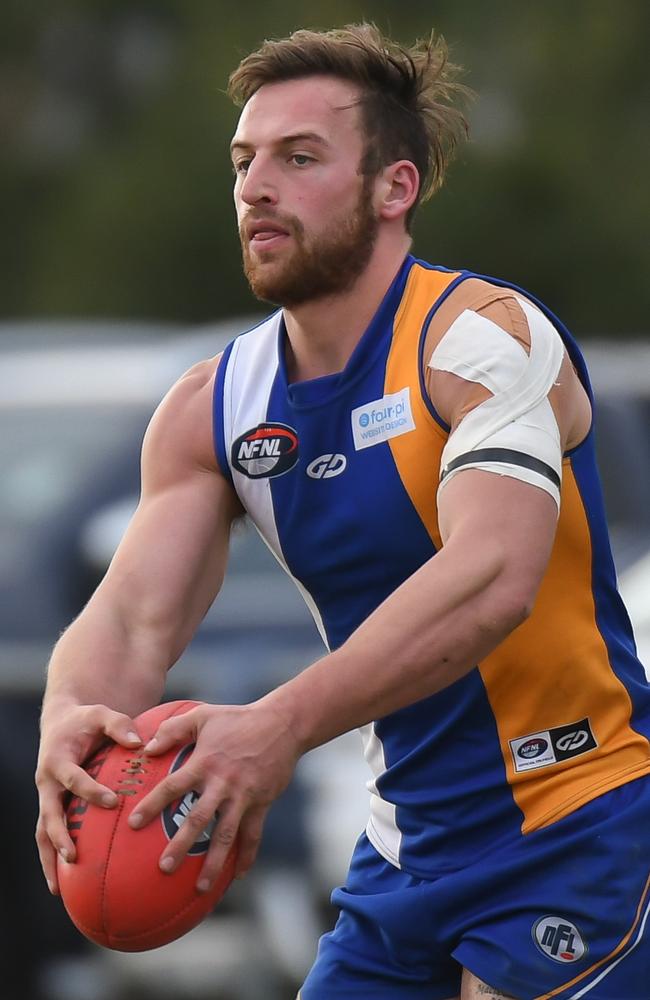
[
  {"x1": 509, "y1": 718, "x2": 597, "y2": 773},
  {"x1": 351, "y1": 387, "x2": 415, "y2": 451},
  {"x1": 231, "y1": 423, "x2": 299, "y2": 479}
]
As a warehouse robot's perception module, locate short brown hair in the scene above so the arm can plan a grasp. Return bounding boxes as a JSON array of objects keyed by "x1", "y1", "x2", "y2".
[{"x1": 228, "y1": 23, "x2": 471, "y2": 227}]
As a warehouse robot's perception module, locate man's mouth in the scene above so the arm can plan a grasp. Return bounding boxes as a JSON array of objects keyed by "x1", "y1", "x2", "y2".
[
  {"x1": 246, "y1": 220, "x2": 291, "y2": 248},
  {"x1": 253, "y1": 230, "x2": 287, "y2": 243}
]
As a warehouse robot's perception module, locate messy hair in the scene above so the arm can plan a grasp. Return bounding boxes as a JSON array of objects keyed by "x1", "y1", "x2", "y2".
[{"x1": 228, "y1": 23, "x2": 471, "y2": 227}]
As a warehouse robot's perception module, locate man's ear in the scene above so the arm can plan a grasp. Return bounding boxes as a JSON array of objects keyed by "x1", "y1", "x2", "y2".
[{"x1": 375, "y1": 160, "x2": 420, "y2": 222}]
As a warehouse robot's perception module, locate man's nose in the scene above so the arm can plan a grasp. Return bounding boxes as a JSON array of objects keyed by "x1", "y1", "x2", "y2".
[{"x1": 239, "y1": 157, "x2": 278, "y2": 207}]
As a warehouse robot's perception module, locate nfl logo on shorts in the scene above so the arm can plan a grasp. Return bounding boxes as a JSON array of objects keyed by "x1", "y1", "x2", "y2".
[{"x1": 533, "y1": 915, "x2": 587, "y2": 963}]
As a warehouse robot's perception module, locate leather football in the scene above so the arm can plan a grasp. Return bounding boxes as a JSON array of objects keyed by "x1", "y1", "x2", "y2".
[{"x1": 57, "y1": 699, "x2": 236, "y2": 951}]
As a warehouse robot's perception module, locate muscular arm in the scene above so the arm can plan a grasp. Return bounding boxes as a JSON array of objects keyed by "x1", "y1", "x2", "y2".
[
  {"x1": 42, "y1": 359, "x2": 239, "y2": 720},
  {"x1": 266, "y1": 290, "x2": 590, "y2": 750},
  {"x1": 36, "y1": 356, "x2": 241, "y2": 887},
  {"x1": 268, "y1": 468, "x2": 557, "y2": 752}
]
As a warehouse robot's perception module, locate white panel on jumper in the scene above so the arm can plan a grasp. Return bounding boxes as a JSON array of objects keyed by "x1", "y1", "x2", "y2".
[{"x1": 220, "y1": 314, "x2": 328, "y2": 647}]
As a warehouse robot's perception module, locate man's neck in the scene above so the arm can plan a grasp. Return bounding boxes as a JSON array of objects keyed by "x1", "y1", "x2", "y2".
[{"x1": 282, "y1": 237, "x2": 411, "y2": 384}]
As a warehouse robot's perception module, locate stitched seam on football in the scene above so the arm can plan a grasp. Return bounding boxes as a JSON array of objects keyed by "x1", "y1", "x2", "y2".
[
  {"x1": 99, "y1": 695, "x2": 199, "y2": 936},
  {"x1": 101, "y1": 781, "x2": 129, "y2": 937}
]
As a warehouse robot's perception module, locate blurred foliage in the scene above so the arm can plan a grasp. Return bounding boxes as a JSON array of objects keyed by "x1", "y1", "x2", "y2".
[{"x1": 1, "y1": 0, "x2": 648, "y2": 335}]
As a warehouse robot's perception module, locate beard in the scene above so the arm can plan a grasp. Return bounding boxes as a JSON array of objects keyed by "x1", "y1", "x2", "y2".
[{"x1": 239, "y1": 177, "x2": 379, "y2": 308}]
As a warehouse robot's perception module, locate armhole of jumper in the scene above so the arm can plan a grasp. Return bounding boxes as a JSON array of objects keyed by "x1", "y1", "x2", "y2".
[
  {"x1": 417, "y1": 272, "x2": 470, "y2": 432},
  {"x1": 212, "y1": 341, "x2": 236, "y2": 485}
]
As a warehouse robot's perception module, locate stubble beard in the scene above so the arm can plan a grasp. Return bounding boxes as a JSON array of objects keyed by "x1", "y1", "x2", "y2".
[{"x1": 240, "y1": 177, "x2": 379, "y2": 308}]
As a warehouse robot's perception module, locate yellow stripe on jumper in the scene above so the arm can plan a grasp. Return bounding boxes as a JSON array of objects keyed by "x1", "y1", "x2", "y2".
[
  {"x1": 479, "y1": 461, "x2": 650, "y2": 833},
  {"x1": 384, "y1": 265, "x2": 460, "y2": 548}
]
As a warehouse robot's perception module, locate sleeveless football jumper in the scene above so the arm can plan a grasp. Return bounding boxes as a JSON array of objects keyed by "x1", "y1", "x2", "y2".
[{"x1": 213, "y1": 254, "x2": 650, "y2": 878}]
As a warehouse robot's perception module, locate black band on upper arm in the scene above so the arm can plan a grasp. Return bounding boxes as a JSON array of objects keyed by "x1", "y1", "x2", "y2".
[{"x1": 441, "y1": 448, "x2": 561, "y2": 490}]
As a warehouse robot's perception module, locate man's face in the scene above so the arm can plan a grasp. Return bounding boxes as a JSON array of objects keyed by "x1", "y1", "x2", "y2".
[{"x1": 231, "y1": 75, "x2": 379, "y2": 307}]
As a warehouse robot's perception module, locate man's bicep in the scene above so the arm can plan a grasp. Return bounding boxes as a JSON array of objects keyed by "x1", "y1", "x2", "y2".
[
  {"x1": 427, "y1": 293, "x2": 567, "y2": 513},
  {"x1": 100, "y1": 471, "x2": 237, "y2": 650},
  {"x1": 438, "y1": 469, "x2": 558, "y2": 608},
  {"x1": 92, "y1": 358, "x2": 241, "y2": 654}
]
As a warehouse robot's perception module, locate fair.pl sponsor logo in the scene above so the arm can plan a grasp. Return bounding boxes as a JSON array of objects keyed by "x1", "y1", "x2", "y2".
[
  {"x1": 351, "y1": 388, "x2": 415, "y2": 451},
  {"x1": 358, "y1": 398, "x2": 406, "y2": 428}
]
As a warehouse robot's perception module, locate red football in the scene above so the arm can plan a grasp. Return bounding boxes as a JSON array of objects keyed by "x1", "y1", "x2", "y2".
[{"x1": 57, "y1": 699, "x2": 237, "y2": 952}]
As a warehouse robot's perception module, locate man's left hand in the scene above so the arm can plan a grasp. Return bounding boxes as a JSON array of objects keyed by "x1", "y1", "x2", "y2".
[{"x1": 128, "y1": 700, "x2": 301, "y2": 890}]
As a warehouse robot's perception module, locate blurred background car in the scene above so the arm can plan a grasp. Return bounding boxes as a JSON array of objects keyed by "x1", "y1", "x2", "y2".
[
  {"x1": 582, "y1": 342, "x2": 650, "y2": 573},
  {"x1": 620, "y1": 551, "x2": 650, "y2": 671}
]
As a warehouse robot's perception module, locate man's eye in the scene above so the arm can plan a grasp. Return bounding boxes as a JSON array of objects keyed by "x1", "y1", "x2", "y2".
[
  {"x1": 234, "y1": 159, "x2": 251, "y2": 174},
  {"x1": 291, "y1": 154, "x2": 313, "y2": 167}
]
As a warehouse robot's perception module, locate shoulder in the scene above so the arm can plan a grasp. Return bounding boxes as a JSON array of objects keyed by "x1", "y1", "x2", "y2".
[
  {"x1": 421, "y1": 276, "x2": 540, "y2": 428},
  {"x1": 423, "y1": 276, "x2": 542, "y2": 361},
  {"x1": 422, "y1": 275, "x2": 591, "y2": 450},
  {"x1": 154, "y1": 353, "x2": 222, "y2": 422},
  {"x1": 143, "y1": 354, "x2": 223, "y2": 477}
]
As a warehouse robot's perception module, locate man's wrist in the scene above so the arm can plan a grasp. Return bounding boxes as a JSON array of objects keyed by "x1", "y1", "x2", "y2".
[
  {"x1": 39, "y1": 693, "x2": 83, "y2": 731},
  {"x1": 258, "y1": 681, "x2": 317, "y2": 756}
]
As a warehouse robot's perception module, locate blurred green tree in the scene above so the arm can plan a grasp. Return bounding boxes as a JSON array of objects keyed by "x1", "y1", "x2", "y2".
[{"x1": 1, "y1": 0, "x2": 648, "y2": 334}]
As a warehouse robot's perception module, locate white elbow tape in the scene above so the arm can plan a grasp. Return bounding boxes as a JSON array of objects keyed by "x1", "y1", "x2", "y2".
[{"x1": 429, "y1": 298, "x2": 564, "y2": 509}]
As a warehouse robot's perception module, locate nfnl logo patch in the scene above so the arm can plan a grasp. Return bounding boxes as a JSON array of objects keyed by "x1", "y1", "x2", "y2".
[
  {"x1": 533, "y1": 916, "x2": 587, "y2": 964},
  {"x1": 161, "y1": 744, "x2": 217, "y2": 856},
  {"x1": 510, "y1": 718, "x2": 597, "y2": 773},
  {"x1": 232, "y1": 423, "x2": 299, "y2": 479}
]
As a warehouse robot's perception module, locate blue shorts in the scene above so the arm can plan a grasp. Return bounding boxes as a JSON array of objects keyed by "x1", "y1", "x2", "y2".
[{"x1": 300, "y1": 776, "x2": 650, "y2": 999}]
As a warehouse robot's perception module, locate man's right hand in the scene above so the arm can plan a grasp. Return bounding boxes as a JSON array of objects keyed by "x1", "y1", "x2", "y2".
[{"x1": 35, "y1": 704, "x2": 143, "y2": 894}]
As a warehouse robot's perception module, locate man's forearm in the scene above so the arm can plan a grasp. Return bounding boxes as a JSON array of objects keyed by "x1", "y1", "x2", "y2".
[
  {"x1": 264, "y1": 537, "x2": 528, "y2": 754},
  {"x1": 41, "y1": 600, "x2": 169, "y2": 727}
]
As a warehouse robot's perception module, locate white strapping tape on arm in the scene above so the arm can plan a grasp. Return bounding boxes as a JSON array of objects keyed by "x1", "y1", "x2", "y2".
[{"x1": 428, "y1": 298, "x2": 565, "y2": 509}]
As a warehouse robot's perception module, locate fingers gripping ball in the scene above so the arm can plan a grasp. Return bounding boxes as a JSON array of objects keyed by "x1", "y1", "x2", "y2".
[{"x1": 57, "y1": 700, "x2": 237, "y2": 952}]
